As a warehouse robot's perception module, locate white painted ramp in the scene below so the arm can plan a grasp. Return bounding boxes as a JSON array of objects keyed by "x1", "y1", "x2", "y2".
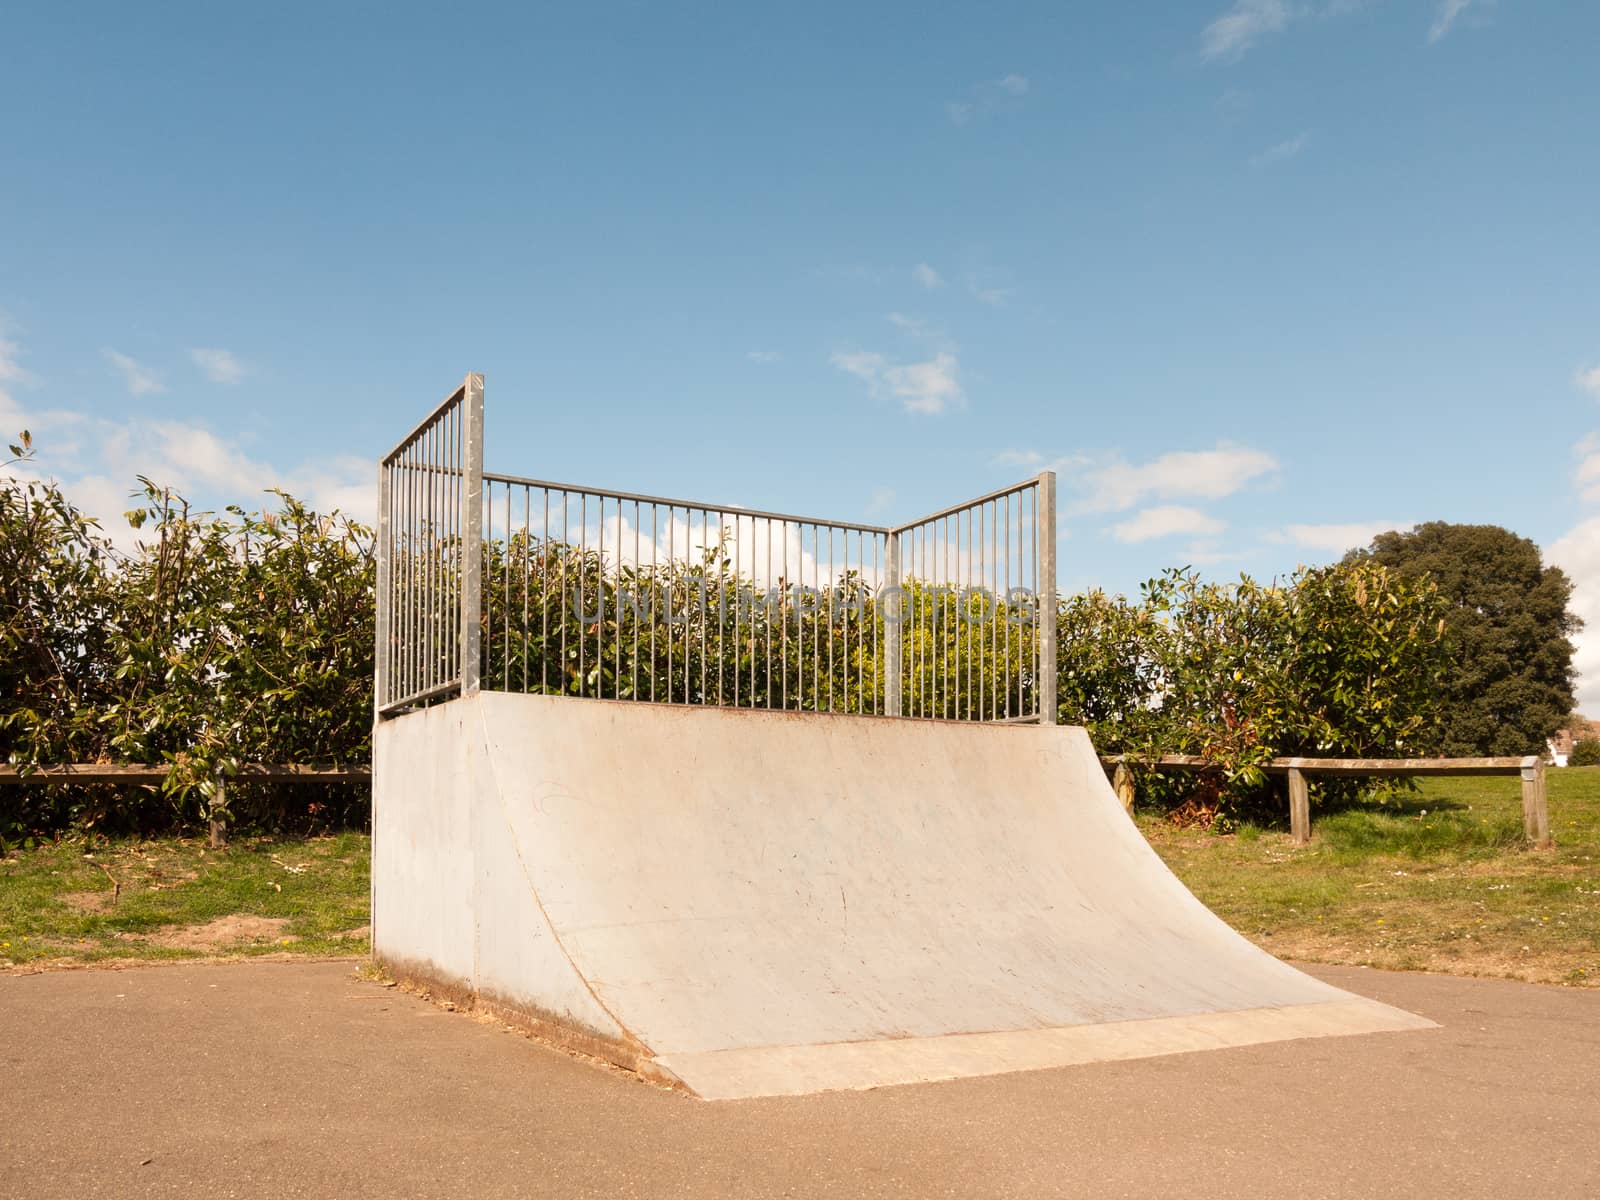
[{"x1": 373, "y1": 693, "x2": 1432, "y2": 1098}]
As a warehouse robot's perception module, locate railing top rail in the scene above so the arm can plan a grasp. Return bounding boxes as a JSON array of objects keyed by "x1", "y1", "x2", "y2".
[
  {"x1": 482, "y1": 470, "x2": 893, "y2": 537},
  {"x1": 381, "y1": 375, "x2": 475, "y2": 466},
  {"x1": 890, "y1": 474, "x2": 1047, "y2": 534}
]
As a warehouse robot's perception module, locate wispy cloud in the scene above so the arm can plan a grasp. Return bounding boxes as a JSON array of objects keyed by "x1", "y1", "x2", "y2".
[
  {"x1": 1279, "y1": 520, "x2": 1405, "y2": 553},
  {"x1": 946, "y1": 73, "x2": 1031, "y2": 125},
  {"x1": 913, "y1": 263, "x2": 943, "y2": 290},
  {"x1": 1067, "y1": 443, "x2": 1280, "y2": 514},
  {"x1": 971, "y1": 285, "x2": 1013, "y2": 307},
  {"x1": 746, "y1": 350, "x2": 783, "y2": 364},
  {"x1": 1428, "y1": 0, "x2": 1472, "y2": 43},
  {"x1": 831, "y1": 349, "x2": 962, "y2": 415},
  {"x1": 0, "y1": 328, "x2": 32, "y2": 386},
  {"x1": 189, "y1": 347, "x2": 245, "y2": 385},
  {"x1": 887, "y1": 312, "x2": 924, "y2": 335},
  {"x1": 1201, "y1": 0, "x2": 1291, "y2": 62},
  {"x1": 1576, "y1": 365, "x2": 1600, "y2": 398},
  {"x1": 1112, "y1": 505, "x2": 1226, "y2": 544},
  {"x1": 1250, "y1": 131, "x2": 1310, "y2": 167},
  {"x1": 991, "y1": 449, "x2": 1044, "y2": 468},
  {"x1": 104, "y1": 349, "x2": 162, "y2": 396}
]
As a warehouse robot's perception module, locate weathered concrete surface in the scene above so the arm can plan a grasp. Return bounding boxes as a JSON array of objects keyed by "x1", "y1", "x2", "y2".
[
  {"x1": 1, "y1": 961, "x2": 1596, "y2": 1200},
  {"x1": 374, "y1": 693, "x2": 1428, "y2": 1097}
]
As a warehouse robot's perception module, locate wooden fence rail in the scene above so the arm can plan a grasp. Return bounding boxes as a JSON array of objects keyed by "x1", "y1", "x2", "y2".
[
  {"x1": 1100, "y1": 754, "x2": 1550, "y2": 848},
  {"x1": 0, "y1": 763, "x2": 372, "y2": 847}
]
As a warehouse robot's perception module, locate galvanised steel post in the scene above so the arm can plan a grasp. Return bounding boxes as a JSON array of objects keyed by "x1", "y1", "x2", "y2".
[
  {"x1": 460, "y1": 374, "x2": 485, "y2": 697},
  {"x1": 1036, "y1": 470, "x2": 1057, "y2": 725},
  {"x1": 374, "y1": 460, "x2": 392, "y2": 718},
  {"x1": 884, "y1": 531, "x2": 903, "y2": 717}
]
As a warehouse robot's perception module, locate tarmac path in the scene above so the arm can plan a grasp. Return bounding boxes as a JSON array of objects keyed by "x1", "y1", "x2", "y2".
[{"x1": 2, "y1": 960, "x2": 1596, "y2": 1199}]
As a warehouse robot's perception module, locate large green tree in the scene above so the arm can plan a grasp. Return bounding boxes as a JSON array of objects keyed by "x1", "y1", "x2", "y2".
[{"x1": 1353, "y1": 523, "x2": 1579, "y2": 756}]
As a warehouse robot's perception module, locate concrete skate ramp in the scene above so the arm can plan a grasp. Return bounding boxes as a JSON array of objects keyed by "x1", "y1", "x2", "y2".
[{"x1": 373, "y1": 693, "x2": 1432, "y2": 1099}]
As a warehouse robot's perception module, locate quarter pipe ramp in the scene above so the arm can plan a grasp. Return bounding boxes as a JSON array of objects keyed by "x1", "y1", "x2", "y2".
[{"x1": 373, "y1": 693, "x2": 1431, "y2": 1099}]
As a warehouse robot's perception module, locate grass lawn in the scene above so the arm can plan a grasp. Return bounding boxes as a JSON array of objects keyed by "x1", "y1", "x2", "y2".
[
  {"x1": 3, "y1": 768, "x2": 1597, "y2": 987},
  {"x1": 0, "y1": 831, "x2": 370, "y2": 969},
  {"x1": 1142, "y1": 766, "x2": 1600, "y2": 987}
]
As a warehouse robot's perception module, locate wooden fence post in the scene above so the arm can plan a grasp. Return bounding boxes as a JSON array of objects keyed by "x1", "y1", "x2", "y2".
[
  {"x1": 1113, "y1": 763, "x2": 1135, "y2": 813},
  {"x1": 209, "y1": 779, "x2": 228, "y2": 850},
  {"x1": 1521, "y1": 759, "x2": 1551, "y2": 849},
  {"x1": 1287, "y1": 768, "x2": 1311, "y2": 846}
]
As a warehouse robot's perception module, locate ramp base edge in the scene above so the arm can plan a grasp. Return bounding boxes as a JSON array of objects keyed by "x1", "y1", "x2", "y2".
[
  {"x1": 375, "y1": 954, "x2": 686, "y2": 1092},
  {"x1": 654, "y1": 998, "x2": 1437, "y2": 1100}
]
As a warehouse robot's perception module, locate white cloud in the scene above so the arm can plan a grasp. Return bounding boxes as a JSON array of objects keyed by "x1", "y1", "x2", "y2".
[
  {"x1": 1428, "y1": 0, "x2": 1472, "y2": 43},
  {"x1": 1551, "y1": 515, "x2": 1600, "y2": 714},
  {"x1": 1201, "y1": 0, "x2": 1291, "y2": 62},
  {"x1": 189, "y1": 347, "x2": 245, "y2": 384},
  {"x1": 913, "y1": 263, "x2": 943, "y2": 290},
  {"x1": 0, "y1": 331, "x2": 32, "y2": 385},
  {"x1": 1250, "y1": 131, "x2": 1309, "y2": 167},
  {"x1": 746, "y1": 350, "x2": 782, "y2": 364},
  {"x1": 972, "y1": 286, "x2": 1013, "y2": 307},
  {"x1": 996, "y1": 73, "x2": 1029, "y2": 96},
  {"x1": 1112, "y1": 506, "x2": 1227, "y2": 544},
  {"x1": 1575, "y1": 366, "x2": 1600, "y2": 398},
  {"x1": 991, "y1": 449, "x2": 1044, "y2": 468},
  {"x1": 1577, "y1": 433, "x2": 1600, "y2": 503},
  {"x1": 945, "y1": 101, "x2": 973, "y2": 126},
  {"x1": 830, "y1": 349, "x2": 962, "y2": 415},
  {"x1": 1281, "y1": 520, "x2": 1406, "y2": 553},
  {"x1": 4, "y1": 340, "x2": 369, "y2": 553},
  {"x1": 104, "y1": 349, "x2": 162, "y2": 396},
  {"x1": 1070, "y1": 443, "x2": 1280, "y2": 514},
  {"x1": 830, "y1": 350, "x2": 887, "y2": 383}
]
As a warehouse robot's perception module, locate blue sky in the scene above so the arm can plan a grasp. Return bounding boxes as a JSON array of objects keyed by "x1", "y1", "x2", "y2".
[{"x1": 3, "y1": 0, "x2": 1599, "y2": 706}]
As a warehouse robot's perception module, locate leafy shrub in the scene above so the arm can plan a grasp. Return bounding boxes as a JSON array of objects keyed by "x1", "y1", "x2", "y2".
[{"x1": 1570, "y1": 738, "x2": 1600, "y2": 768}]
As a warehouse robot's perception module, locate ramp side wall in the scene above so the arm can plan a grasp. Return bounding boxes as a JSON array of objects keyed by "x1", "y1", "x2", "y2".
[{"x1": 373, "y1": 697, "x2": 632, "y2": 1054}]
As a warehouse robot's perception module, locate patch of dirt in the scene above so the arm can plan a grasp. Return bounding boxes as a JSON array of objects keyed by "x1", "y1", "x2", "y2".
[
  {"x1": 335, "y1": 925, "x2": 371, "y2": 940},
  {"x1": 139, "y1": 915, "x2": 295, "y2": 951},
  {"x1": 59, "y1": 891, "x2": 116, "y2": 914}
]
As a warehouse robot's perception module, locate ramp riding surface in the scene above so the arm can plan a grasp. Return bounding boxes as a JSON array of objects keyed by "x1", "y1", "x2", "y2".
[{"x1": 373, "y1": 694, "x2": 1430, "y2": 1097}]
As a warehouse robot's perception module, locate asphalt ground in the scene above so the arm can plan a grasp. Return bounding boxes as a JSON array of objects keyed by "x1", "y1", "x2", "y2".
[{"x1": 2, "y1": 960, "x2": 1596, "y2": 1199}]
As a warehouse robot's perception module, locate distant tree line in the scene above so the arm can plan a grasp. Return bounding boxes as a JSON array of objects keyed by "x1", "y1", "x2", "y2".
[{"x1": 1, "y1": 433, "x2": 1583, "y2": 843}]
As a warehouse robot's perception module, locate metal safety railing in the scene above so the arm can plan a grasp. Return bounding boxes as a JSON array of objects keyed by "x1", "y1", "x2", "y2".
[
  {"x1": 374, "y1": 376, "x2": 483, "y2": 714},
  {"x1": 376, "y1": 375, "x2": 1057, "y2": 723}
]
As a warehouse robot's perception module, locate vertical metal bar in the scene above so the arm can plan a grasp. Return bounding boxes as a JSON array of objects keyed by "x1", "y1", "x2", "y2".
[
  {"x1": 884, "y1": 529, "x2": 902, "y2": 717},
  {"x1": 406, "y1": 443, "x2": 417, "y2": 701},
  {"x1": 1004, "y1": 491, "x2": 1012, "y2": 720},
  {"x1": 732, "y1": 513, "x2": 741, "y2": 709},
  {"x1": 699, "y1": 509, "x2": 707, "y2": 706},
  {"x1": 374, "y1": 461, "x2": 392, "y2": 715},
  {"x1": 651, "y1": 505, "x2": 658, "y2": 703},
  {"x1": 633, "y1": 500, "x2": 641, "y2": 701},
  {"x1": 826, "y1": 526, "x2": 834, "y2": 712},
  {"x1": 1037, "y1": 471, "x2": 1057, "y2": 725},
  {"x1": 811, "y1": 524, "x2": 819, "y2": 711},
  {"x1": 872, "y1": 534, "x2": 881, "y2": 714},
  {"x1": 542, "y1": 490, "x2": 550, "y2": 693},
  {"x1": 459, "y1": 375, "x2": 484, "y2": 697},
  {"x1": 585, "y1": 489, "x2": 592, "y2": 700},
  {"x1": 522, "y1": 487, "x2": 531, "y2": 692},
  {"x1": 723, "y1": 508, "x2": 729, "y2": 710},
  {"x1": 502, "y1": 482, "x2": 510, "y2": 692},
  {"x1": 780, "y1": 523, "x2": 789, "y2": 710},
  {"x1": 990, "y1": 500, "x2": 999, "y2": 722},
  {"x1": 560, "y1": 491, "x2": 569, "y2": 694}
]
